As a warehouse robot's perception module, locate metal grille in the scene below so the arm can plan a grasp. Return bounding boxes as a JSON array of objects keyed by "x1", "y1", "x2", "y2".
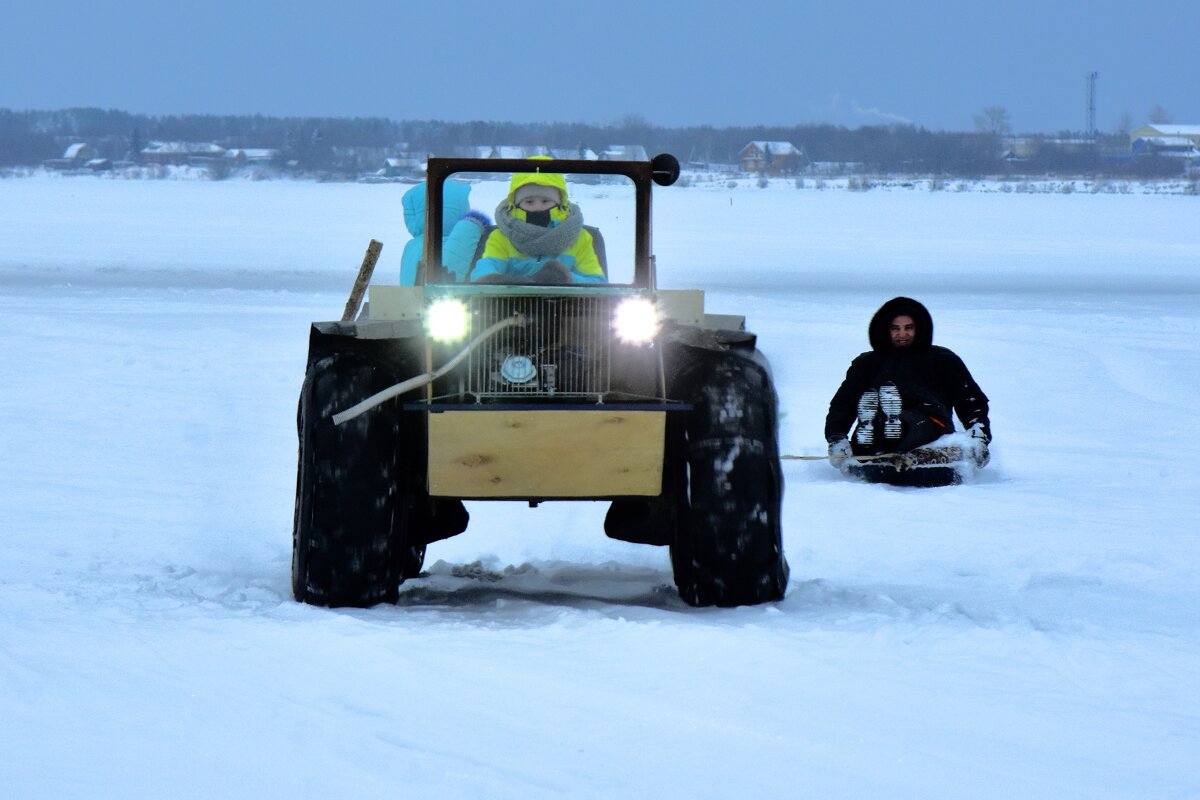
[{"x1": 466, "y1": 295, "x2": 614, "y2": 399}]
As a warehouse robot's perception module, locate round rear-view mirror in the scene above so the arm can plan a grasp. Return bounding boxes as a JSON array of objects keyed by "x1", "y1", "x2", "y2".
[{"x1": 650, "y1": 153, "x2": 680, "y2": 186}]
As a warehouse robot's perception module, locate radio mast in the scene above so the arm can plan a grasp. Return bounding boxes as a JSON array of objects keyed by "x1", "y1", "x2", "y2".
[{"x1": 1085, "y1": 71, "x2": 1099, "y2": 140}]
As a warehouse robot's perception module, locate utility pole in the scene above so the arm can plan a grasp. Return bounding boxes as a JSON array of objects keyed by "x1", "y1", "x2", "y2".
[{"x1": 1085, "y1": 71, "x2": 1099, "y2": 140}]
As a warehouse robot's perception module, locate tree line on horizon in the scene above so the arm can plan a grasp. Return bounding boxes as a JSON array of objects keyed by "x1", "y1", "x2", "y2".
[{"x1": 0, "y1": 107, "x2": 1184, "y2": 178}]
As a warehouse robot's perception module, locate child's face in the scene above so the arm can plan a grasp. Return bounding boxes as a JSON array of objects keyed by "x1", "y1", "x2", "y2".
[{"x1": 517, "y1": 195, "x2": 558, "y2": 213}]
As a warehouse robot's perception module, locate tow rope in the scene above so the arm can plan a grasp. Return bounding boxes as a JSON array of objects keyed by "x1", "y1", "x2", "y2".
[{"x1": 782, "y1": 453, "x2": 905, "y2": 462}]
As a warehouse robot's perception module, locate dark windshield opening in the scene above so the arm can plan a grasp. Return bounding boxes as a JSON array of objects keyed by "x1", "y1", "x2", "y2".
[{"x1": 429, "y1": 170, "x2": 635, "y2": 286}]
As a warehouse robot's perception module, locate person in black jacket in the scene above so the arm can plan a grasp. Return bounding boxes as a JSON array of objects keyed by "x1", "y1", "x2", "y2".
[{"x1": 825, "y1": 297, "x2": 991, "y2": 464}]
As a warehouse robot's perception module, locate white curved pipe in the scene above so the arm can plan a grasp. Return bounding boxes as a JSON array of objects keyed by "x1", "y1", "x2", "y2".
[{"x1": 332, "y1": 313, "x2": 525, "y2": 425}]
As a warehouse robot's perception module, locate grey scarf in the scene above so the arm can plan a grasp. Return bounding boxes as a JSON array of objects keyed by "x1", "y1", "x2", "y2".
[{"x1": 494, "y1": 200, "x2": 584, "y2": 257}]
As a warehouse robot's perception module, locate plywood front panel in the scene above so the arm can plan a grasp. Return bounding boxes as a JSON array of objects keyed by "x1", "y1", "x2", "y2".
[{"x1": 428, "y1": 410, "x2": 665, "y2": 497}]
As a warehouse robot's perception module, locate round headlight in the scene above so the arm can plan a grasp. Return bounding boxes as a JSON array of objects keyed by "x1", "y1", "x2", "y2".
[
  {"x1": 427, "y1": 299, "x2": 469, "y2": 342},
  {"x1": 614, "y1": 297, "x2": 659, "y2": 343}
]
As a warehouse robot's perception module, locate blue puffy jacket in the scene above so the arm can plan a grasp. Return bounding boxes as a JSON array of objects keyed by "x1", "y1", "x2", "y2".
[{"x1": 399, "y1": 180, "x2": 487, "y2": 284}]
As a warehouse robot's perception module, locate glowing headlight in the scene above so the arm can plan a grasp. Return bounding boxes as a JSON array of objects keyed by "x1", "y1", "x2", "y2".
[
  {"x1": 614, "y1": 297, "x2": 659, "y2": 343},
  {"x1": 427, "y1": 299, "x2": 469, "y2": 341}
]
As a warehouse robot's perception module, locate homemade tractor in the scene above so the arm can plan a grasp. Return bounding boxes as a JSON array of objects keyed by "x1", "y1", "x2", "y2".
[{"x1": 292, "y1": 155, "x2": 788, "y2": 608}]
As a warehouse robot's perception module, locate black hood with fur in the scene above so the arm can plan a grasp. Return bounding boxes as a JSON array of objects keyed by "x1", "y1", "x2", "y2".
[{"x1": 868, "y1": 296, "x2": 934, "y2": 351}]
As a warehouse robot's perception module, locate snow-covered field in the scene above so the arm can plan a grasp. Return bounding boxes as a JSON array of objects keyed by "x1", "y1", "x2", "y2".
[{"x1": 1, "y1": 174, "x2": 1198, "y2": 798}]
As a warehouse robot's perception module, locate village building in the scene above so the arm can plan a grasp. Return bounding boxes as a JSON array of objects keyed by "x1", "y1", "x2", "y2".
[
  {"x1": 225, "y1": 148, "x2": 279, "y2": 166},
  {"x1": 739, "y1": 141, "x2": 805, "y2": 175},
  {"x1": 470, "y1": 145, "x2": 604, "y2": 160},
  {"x1": 490, "y1": 145, "x2": 547, "y2": 159},
  {"x1": 378, "y1": 155, "x2": 423, "y2": 179},
  {"x1": 42, "y1": 142, "x2": 98, "y2": 170},
  {"x1": 140, "y1": 141, "x2": 227, "y2": 166},
  {"x1": 1130, "y1": 123, "x2": 1200, "y2": 161},
  {"x1": 599, "y1": 145, "x2": 648, "y2": 162},
  {"x1": 549, "y1": 146, "x2": 599, "y2": 160},
  {"x1": 1130, "y1": 123, "x2": 1200, "y2": 149}
]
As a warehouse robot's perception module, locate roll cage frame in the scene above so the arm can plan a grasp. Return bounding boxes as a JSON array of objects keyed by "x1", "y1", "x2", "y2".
[{"x1": 420, "y1": 155, "x2": 679, "y2": 290}]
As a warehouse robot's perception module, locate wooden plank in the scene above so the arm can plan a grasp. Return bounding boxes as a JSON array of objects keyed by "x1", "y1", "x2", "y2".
[
  {"x1": 428, "y1": 410, "x2": 665, "y2": 497},
  {"x1": 341, "y1": 239, "x2": 383, "y2": 321}
]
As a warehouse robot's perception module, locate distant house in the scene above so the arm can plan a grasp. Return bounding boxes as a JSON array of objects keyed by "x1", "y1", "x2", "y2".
[
  {"x1": 141, "y1": 141, "x2": 227, "y2": 165},
  {"x1": 490, "y1": 145, "x2": 550, "y2": 159},
  {"x1": 42, "y1": 142, "x2": 97, "y2": 170},
  {"x1": 225, "y1": 148, "x2": 279, "y2": 166},
  {"x1": 379, "y1": 156, "x2": 422, "y2": 178},
  {"x1": 739, "y1": 141, "x2": 804, "y2": 175},
  {"x1": 1131, "y1": 136, "x2": 1200, "y2": 161},
  {"x1": 64, "y1": 143, "x2": 96, "y2": 162},
  {"x1": 599, "y1": 145, "x2": 648, "y2": 161},
  {"x1": 1130, "y1": 124, "x2": 1200, "y2": 161},
  {"x1": 420, "y1": 145, "x2": 602, "y2": 162},
  {"x1": 1130, "y1": 123, "x2": 1200, "y2": 149},
  {"x1": 549, "y1": 146, "x2": 599, "y2": 161}
]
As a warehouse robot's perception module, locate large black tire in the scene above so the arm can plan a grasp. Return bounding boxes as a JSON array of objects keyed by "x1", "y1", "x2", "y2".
[
  {"x1": 670, "y1": 348, "x2": 789, "y2": 607},
  {"x1": 399, "y1": 543, "x2": 427, "y2": 580},
  {"x1": 292, "y1": 353, "x2": 416, "y2": 607}
]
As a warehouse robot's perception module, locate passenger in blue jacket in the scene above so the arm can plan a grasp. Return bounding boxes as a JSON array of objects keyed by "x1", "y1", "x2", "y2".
[{"x1": 399, "y1": 179, "x2": 491, "y2": 285}]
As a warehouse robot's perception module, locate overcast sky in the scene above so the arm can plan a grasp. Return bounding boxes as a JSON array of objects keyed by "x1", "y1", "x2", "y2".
[{"x1": 2, "y1": 1, "x2": 1195, "y2": 134}]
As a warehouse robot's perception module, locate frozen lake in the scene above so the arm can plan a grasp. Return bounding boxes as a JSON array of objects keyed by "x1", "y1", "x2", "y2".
[{"x1": 1, "y1": 175, "x2": 1197, "y2": 798}]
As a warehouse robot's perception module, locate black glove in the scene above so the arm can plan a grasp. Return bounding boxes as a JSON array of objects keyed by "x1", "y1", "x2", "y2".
[
  {"x1": 472, "y1": 272, "x2": 529, "y2": 285},
  {"x1": 530, "y1": 260, "x2": 572, "y2": 284}
]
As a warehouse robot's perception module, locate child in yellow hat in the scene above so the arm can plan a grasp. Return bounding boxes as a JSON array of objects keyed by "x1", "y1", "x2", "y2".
[{"x1": 470, "y1": 159, "x2": 604, "y2": 284}]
